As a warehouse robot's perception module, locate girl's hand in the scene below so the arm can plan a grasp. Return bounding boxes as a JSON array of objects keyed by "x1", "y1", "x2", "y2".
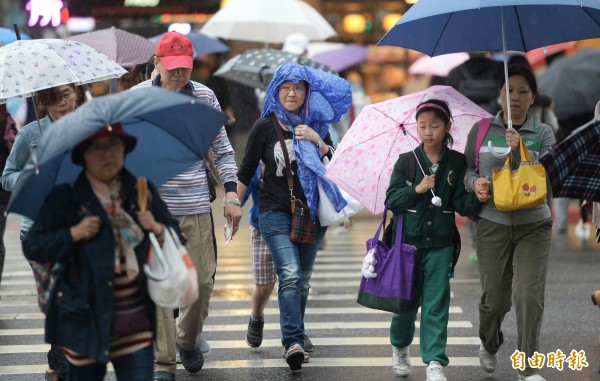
[
  {"x1": 415, "y1": 175, "x2": 436, "y2": 194},
  {"x1": 136, "y1": 210, "x2": 164, "y2": 236},
  {"x1": 473, "y1": 177, "x2": 491, "y2": 202},
  {"x1": 506, "y1": 128, "x2": 521, "y2": 152},
  {"x1": 294, "y1": 124, "x2": 319, "y2": 144},
  {"x1": 70, "y1": 216, "x2": 101, "y2": 242}
]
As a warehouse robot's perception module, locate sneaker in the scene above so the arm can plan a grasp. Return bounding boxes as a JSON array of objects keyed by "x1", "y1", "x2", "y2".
[
  {"x1": 392, "y1": 346, "x2": 411, "y2": 376},
  {"x1": 284, "y1": 344, "x2": 305, "y2": 372},
  {"x1": 246, "y1": 317, "x2": 264, "y2": 348},
  {"x1": 470, "y1": 250, "x2": 478, "y2": 263},
  {"x1": 426, "y1": 361, "x2": 447, "y2": 381},
  {"x1": 197, "y1": 334, "x2": 211, "y2": 355},
  {"x1": 303, "y1": 334, "x2": 315, "y2": 352},
  {"x1": 592, "y1": 290, "x2": 600, "y2": 307},
  {"x1": 518, "y1": 374, "x2": 546, "y2": 381},
  {"x1": 575, "y1": 220, "x2": 590, "y2": 239},
  {"x1": 479, "y1": 342, "x2": 497, "y2": 373}
]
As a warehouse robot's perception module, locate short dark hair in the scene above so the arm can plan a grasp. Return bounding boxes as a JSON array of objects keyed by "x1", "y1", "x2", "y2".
[
  {"x1": 500, "y1": 64, "x2": 538, "y2": 96},
  {"x1": 415, "y1": 98, "x2": 454, "y2": 148},
  {"x1": 36, "y1": 84, "x2": 83, "y2": 117}
]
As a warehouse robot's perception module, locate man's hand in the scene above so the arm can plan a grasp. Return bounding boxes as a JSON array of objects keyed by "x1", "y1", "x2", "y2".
[
  {"x1": 224, "y1": 192, "x2": 243, "y2": 237},
  {"x1": 70, "y1": 216, "x2": 102, "y2": 242}
]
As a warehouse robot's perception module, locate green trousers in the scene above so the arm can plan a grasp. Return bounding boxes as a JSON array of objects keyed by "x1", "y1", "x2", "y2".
[
  {"x1": 476, "y1": 218, "x2": 552, "y2": 376},
  {"x1": 390, "y1": 246, "x2": 453, "y2": 366}
]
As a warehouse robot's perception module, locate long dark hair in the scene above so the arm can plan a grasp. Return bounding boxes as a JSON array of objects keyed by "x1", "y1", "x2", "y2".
[{"x1": 415, "y1": 98, "x2": 454, "y2": 148}]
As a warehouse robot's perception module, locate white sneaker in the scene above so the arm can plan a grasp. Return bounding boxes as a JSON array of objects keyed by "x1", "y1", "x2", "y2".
[
  {"x1": 392, "y1": 346, "x2": 411, "y2": 376},
  {"x1": 518, "y1": 374, "x2": 546, "y2": 381},
  {"x1": 479, "y1": 342, "x2": 497, "y2": 373},
  {"x1": 426, "y1": 361, "x2": 447, "y2": 381},
  {"x1": 575, "y1": 220, "x2": 590, "y2": 239}
]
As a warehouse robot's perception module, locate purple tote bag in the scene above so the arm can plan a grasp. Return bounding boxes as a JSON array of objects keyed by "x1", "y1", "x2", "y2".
[{"x1": 357, "y1": 207, "x2": 416, "y2": 314}]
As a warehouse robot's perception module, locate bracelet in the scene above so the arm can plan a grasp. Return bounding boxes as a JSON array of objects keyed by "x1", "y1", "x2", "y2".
[
  {"x1": 317, "y1": 139, "x2": 325, "y2": 149},
  {"x1": 223, "y1": 197, "x2": 242, "y2": 207}
]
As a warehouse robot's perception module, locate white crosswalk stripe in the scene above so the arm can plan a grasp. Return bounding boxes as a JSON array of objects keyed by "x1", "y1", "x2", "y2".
[{"x1": 0, "y1": 216, "x2": 482, "y2": 377}]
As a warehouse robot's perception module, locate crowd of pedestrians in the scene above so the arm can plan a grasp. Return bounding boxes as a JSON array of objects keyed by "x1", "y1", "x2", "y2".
[{"x1": 0, "y1": 21, "x2": 599, "y2": 381}]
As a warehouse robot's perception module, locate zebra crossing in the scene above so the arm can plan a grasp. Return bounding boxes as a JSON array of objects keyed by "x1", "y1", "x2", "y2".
[{"x1": 0, "y1": 214, "x2": 483, "y2": 379}]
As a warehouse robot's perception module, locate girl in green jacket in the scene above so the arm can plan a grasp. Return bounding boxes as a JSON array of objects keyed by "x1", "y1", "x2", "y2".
[{"x1": 386, "y1": 99, "x2": 488, "y2": 381}]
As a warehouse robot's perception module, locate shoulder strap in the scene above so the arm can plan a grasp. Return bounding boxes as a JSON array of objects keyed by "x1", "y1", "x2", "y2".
[
  {"x1": 474, "y1": 117, "x2": 493, "y2": 174},
  {"x1": 271, "y1": 114, "x2": 295, "y2": 196}
]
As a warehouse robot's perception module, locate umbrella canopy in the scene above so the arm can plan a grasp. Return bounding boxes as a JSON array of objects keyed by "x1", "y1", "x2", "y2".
[
  {"x1": 538, "y1": 49, "x2": 600, "y2": 121},
  {"x1": 311, "y1": 44, "x2": 369, "y2": 72},
  {"x1": 214, "y1": 48, "x2": 336, "y2": 89},
  {"x1": 379, "y1": 0, "x2": 600, "y2": 55},
  {"x1": 7, "y1": 87, "x2": 227, "y2": 219},
  {"x1": 525, "y1": 41, "x2": 577, "y2": 68},
  {"x1": 378, "y1": 0, "x2": 600, "y2": 156},
  {"x1": 409, "y1": 52, "x2": 470, "y2": 77},
  {"x1": 539, "y1": 118, "x2": 600, "y2": 202},
  {"x1": 66, "y1": 27, "x2": 156, "y2": 67},
  {"x1": 0, "y1": 39, "x2": 127, "y2": 104},
  {"x1": 200, "y1": 0, "x2": 336, "y2": 44},
  {"x1": 0, "y1": 27, "x2": 31, "y2": 44},
  {"x1": 325, "y1": 85, "x2": 492, "y2": 215},
  {"x1": 149, "y1": 32, "x2": 229, "y2": 59}
]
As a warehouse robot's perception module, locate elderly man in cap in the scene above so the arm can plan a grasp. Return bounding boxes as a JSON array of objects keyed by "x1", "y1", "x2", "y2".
[{"x1": 131, "y1": 31, "x2": 242, "y2": 381}]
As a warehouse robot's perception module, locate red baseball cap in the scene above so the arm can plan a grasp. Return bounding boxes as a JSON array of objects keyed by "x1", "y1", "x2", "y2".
[{"x1": 155, "y1": 31, "x2": 194, "y2": 70}]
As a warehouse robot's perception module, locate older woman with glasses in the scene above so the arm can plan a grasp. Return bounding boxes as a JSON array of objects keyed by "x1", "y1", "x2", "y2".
[
  {"x1": 23, "y1": 124, "x2": 180, "y2": 381},
  {"x1": 0, "y1": 83, "x2": 83, "y2": 381}
]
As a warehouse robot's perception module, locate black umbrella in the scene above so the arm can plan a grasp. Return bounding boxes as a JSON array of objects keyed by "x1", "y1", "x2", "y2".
[
  {"x1": 539, "y1": 49, "x2": 600, "y2": 122},
  {"x1": 539, "y1": 118, "x2": 600, "y2": 202},
  {"x1": 214, "y1": 48, "x2": 336, "y2": 89}
]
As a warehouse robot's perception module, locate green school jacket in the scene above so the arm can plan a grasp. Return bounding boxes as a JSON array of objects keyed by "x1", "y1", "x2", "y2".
[{"x1": 385, "y1": 145, "x2": 482, "y2": 249}]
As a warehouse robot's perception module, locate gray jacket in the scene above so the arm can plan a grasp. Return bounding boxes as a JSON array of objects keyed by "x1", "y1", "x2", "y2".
[
  {"x1": 463, "y1": 112, "x2": 555, "y2": 226},
  {"x1": 1, "y1": 116, "x2": 52, "y2": 232}
]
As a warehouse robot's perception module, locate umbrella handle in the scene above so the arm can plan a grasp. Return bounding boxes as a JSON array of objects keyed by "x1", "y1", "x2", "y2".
[{"x1": 488, "y1": 141, "x2": 511, "y2": 158}]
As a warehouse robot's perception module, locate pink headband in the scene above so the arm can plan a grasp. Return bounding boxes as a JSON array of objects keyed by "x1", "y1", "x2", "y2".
[{"x1": 416, "y1": 102, "x2": 450, "y2": 121}]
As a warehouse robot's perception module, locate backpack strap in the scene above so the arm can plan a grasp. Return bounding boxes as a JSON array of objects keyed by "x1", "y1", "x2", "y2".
[{"x1": 474, "y1": 117, "x2": 493, "y2": 174}]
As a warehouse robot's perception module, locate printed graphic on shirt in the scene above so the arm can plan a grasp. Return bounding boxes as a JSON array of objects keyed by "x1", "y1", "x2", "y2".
[{"x1": 274, "y1": 139, "x2": 296, "y2": 177}]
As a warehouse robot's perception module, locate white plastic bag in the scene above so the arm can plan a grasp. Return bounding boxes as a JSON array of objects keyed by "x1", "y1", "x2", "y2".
[
  {"x1": 145, "y1": 227, "x2": 199, "y2": 308},
  {"x1": 317, "y1": 179, "x2": 364, "y2": 226}
]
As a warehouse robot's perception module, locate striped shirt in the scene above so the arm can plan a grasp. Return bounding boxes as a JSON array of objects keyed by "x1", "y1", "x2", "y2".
[{"x1": 130, "y1": 79, "x2": 238, "y2": 215}]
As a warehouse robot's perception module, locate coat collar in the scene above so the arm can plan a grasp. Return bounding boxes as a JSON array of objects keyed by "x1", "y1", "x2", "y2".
[{"x1": 492, "y1": 111, "x2": 538, "y2": 133}]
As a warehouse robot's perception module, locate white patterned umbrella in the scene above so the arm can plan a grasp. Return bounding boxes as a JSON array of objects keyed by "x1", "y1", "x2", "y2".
[{"x1": 0, "y1": 39, "x2": 127, "y2": 104}]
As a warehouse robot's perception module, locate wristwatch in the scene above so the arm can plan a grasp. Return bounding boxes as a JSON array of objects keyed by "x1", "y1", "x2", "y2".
[
  {"x1": 223, "y1": 197, "x2": 242, "y2": 207},
  {"x1": 317, "y1": 139, "x2": 325, "y2": 149}
]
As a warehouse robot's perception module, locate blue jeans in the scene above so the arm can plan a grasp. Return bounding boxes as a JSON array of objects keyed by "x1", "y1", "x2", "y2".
[
  {"x1": 259, "y1": 210, "x2": 326, "y2": 350},
  {"x1": 67, "y1": 344, "x2": 153, "y2": 381}
]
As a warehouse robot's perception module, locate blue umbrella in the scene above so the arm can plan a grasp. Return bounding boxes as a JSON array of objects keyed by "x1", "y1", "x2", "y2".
[
  {"x1": 150, "y1": 32, "x2": 229, "y2": 58},
  {"x1": 7, "y1": 87, "x2": 227, "y2": 219},
  {"x1": 378, "y1": 0, "x2": 600, "y2": 156},
  {"x1": 0, "y1": 27, "x2": 31, "y2": 45}
]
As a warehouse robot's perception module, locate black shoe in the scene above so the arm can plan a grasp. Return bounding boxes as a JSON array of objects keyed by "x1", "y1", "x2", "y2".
[
  {"x1": 176, "y1": 343, "x2": 203, "y2": 373},
  {"x1": 285, "y1": 344, "x2": 304, "y2": 372},
  {"x1": 246, "y1": 317, "x2": 264, "y2": 348},
  {"x1": 303, "y1": 334, "x2": 315, "y2": 352}
]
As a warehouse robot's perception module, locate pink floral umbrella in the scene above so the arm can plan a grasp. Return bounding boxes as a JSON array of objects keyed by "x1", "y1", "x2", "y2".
[{"x1": 325, "y1": 85, "x2": 492, "y2": 215}]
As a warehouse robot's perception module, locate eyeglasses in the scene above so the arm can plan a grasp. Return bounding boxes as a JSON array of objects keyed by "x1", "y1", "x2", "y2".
[
  {"x1": 53, "y1": 90, "x2": 76, "y2": 104},
  {"x1": 279, "y1": 84, "x2": 306, "y2": 94}
]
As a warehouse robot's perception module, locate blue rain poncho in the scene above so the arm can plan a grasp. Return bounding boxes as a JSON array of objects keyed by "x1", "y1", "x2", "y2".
[{"x1": 261, "y1": 63, "x2": 352, "y2": 222}]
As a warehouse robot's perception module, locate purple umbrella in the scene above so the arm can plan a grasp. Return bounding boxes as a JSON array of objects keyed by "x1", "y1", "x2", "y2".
[
  {"x1": 311, "y1": 44, "x2": 369, "y2": 72},
  {"x1": 67, "y1": 27, "x2": 155, "y2": 67}
]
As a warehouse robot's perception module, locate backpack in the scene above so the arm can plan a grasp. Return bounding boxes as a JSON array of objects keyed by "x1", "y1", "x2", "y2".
[{"x1": 384, "y1": 150, "x2": 465, "y2": 275}]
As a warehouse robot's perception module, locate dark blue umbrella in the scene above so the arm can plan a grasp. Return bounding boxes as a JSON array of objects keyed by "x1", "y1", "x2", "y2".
[
  {"x1": 378, "y1": 0, "x2": 600, "y2": 157},
  {"x1": 7, "y1": 86, "x2": 227, "y2": 219},
  {"x1": 150, "y1": 32, "x2": 229, "y2": 58}
]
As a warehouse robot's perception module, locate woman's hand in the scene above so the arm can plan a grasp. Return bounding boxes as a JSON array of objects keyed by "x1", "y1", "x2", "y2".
[
  {"x1": 473, "y1": 177, "x2": 492, "y2": 203},
  {"x1": 294, "y1": 124, "x2": 319, "y2": 144},
  {"x1": 506, "y1": 128, "x2": 521, "y2": 152},
  {"x1": 70, "y1": 216, "x2": 102, "y2": 242},
  {"x1": 136, "y1": 210, "x2": 164, "y2": 237},
  {"x1": 415, "y1": 175, "x2": 436, "y2": 194}
]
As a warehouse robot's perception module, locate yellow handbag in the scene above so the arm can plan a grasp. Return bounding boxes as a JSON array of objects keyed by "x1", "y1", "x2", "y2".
[{"x1": 492, "y1": 138, "x2": 547, "y2": 212}]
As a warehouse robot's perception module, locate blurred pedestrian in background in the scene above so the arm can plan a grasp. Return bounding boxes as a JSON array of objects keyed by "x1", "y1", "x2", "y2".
[{"x1": 0, "y1": 103, "x2": 16, "y2": 291}]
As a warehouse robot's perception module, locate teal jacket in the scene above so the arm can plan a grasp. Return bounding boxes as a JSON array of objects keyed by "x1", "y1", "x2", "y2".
[{"x1": 385, "y1": 146, "x2": 482, "y2": 249}]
